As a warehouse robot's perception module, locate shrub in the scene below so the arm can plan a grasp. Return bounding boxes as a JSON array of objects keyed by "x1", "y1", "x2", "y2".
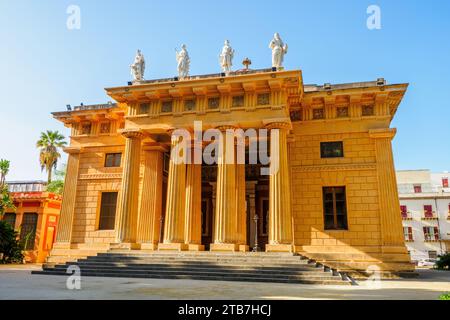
[
  {"x1": 0, "y1": 220, "x2": 24, "y2": 264},
  {"x1": 439, "y1": 292, "x2": 450, "y2": 300},
  {"x1": 435, "y1": 253, "x2": 450, "y2": 270}
]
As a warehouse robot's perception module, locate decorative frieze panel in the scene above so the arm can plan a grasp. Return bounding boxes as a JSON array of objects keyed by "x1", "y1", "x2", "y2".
[
  {"x1": 79, "y1": 173, "x2": 123, "y2": 180},
  {"x1": 291, "y1": 163, "x2": 376, "y2": 172}
]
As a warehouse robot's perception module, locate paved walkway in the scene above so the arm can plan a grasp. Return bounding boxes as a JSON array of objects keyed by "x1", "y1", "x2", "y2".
[{"x1": 0, "y1": 266, "x2": 448, "y2": 300}]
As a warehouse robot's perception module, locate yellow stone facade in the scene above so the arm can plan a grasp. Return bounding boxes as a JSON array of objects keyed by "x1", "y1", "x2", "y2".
[{"x1": 49, "y1": 69, "x2": 414, "y2": 277}]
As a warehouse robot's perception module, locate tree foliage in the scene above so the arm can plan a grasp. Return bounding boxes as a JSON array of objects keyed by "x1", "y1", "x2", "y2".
[
  {"x1": 435, "y1": 253, "x2": 450, "y2": 270},
  {"x1": 46, "y1": 165, "x2": 66, "y2": 194},
  {"x1": 0, "y1": 221, "x2": 23, "y2": 264},
  {"x1": 36, "y1": 130, "x2": 67, "y2": 183},
  {"x1": 0, "y1": 159, "x2": 15, "y2": 217}
]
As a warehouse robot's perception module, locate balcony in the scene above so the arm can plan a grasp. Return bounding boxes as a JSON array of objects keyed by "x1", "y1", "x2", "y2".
[
  {"x1": 422, "y1": 211, "x2": 438, "y2": 220},
  {"x1": 424, "y1": 236, "x2": 440, "y2": 242},
  {"x1": 401, "y1": 212, "x2": 413, "y2": 220}
]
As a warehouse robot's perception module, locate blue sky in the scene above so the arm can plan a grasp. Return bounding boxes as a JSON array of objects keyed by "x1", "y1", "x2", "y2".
[{"x1": 0, "y1": 0, "x2": 449, "y2": 180}]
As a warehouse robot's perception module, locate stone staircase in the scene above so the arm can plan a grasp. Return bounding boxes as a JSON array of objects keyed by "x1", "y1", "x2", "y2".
[{"x1": 33, "y1": 251, "x2": 354, "y2": 285}]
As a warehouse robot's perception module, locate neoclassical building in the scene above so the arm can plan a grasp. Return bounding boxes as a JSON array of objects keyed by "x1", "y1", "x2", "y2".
[{"x1": 49, "y1": 68, "x2": 414, "y2": 276}]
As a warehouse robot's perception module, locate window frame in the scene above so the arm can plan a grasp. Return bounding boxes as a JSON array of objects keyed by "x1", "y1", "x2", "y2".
[
  {"x1": 20, "y1": 212, "x2": 38, "y2": 250},
  {"x1": 320, "y1": 141, "x2": 344, "y2": 158},
  {"x1": 104, "y1": 153, "x2": 122, "y2": 168},
  {"x1": 97, "y1": 191, "x2": 119, "y2": 231},
  {"x1": 322, "y1": 186, "x2": 348, "y2": 230}
]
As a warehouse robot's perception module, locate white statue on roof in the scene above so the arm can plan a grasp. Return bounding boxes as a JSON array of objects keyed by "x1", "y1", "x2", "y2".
[
  {"x1": 269, "y1": 33, "x2": 288, "y2": 69},
  {"x1": 176, "y1": 44, "x2": 190, "y2": 79},
  {"x1": 130, "y1": 49, "x2": 145, "y2": 81},
  {"x1": 219, "y1": 40, "x2": 234, "y2": 74}
]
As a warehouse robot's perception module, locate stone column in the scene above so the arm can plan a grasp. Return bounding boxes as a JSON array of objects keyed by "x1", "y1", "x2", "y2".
[
  {"x1": 136, "y1": 143, "x2": 167, "y2": 250},
  {"x1": 159, "y1": 131, "x2": 188, "y2": 251},
  {"x1": 236, "y1": 163, "x2": 248, "y2": 251},
  {"x1": 266, "y1": 122, "x2": 293, "y2": 252},
  {"x1": 211, "y1": 126, "x2": 238, "y2": 251},
  {"x1": 369, "y1": 128, "x2": 407, "y2": 251},
  {"x1": 113, "y1": 129, "x2": 143, "y2": 248},
  {"x1": 184, "y1": 159, "x2": 203, "y2": 251},
  {"x1": 54, "y1": 147, "x2": 82, "y2": 249}
]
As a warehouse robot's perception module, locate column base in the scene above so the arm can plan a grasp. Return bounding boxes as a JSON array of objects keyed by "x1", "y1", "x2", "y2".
[
  {"x1": 266, "y1": 244, "x2": 293, "y2": 253},
  {"x1": 187, "y1": 244, "x2": 205, "y2": 251},
  {"x1": 109, "y1": 242, "x2": 140, "y2": 250},
  {"x1": 158, "y1": 243, "x2": 188, "y2": 251},
  {"x1": 210, "y1": 243, "x2": 239, "y2": 252},
  {"x1": 239, "y1": 245, "x2": 250, "y2": 252},
  {"x1": 139, "y1": 243, "x2": 158, "y2": 250}
]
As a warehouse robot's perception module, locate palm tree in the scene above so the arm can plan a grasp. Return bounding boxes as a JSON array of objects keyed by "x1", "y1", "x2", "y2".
[
  {"x1": 0, "y1": 159, "x2": 14, "y2": 217},
  {"x1": 36, "y1": 131, "x2": 67, "y2": 183},
  {"x1": 0, "y1": 159, "x2": 10, "y2": 188}
]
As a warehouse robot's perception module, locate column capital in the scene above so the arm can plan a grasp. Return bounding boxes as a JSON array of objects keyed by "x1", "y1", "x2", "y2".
[
  {"x1": 215, "y1": 124, "x2": 237, "y2": 132},
  {"x1": 63, "y1": 146, "x2": 83, "y2": 154},
  {"x1": 119, "y1": 128, "x2": 144, "y2": 139},
  {"x1": 142, "y1": 142, "x2": 169, "y2": 153},
  {"x1": 369, "y1": 128, "x2": 396, "y2": 140}
]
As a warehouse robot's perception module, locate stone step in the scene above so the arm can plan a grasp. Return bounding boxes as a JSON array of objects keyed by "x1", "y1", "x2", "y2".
[
  {"x1": 53, "y1": 262, "x2": 321, "y2": 274},
  {"x1": 47, "y1": 265, "x2": 338, "y2": 279},
  {"x1": 32, "y1": 269, "x2": 348, "y2": 285},
  {"x1": 85, "y1": 256, "x2": 311, "y2": 265}
]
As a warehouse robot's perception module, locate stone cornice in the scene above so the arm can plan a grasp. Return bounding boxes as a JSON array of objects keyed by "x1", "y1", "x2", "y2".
[
  {"x1": 119, "y1": 128, "x2": 144, "y2": 139},
  {"x1": 63, "y1": 147, "x2": 83, "y2": 154},
  {"x1": 369, "y1": 128, "x2": 397, "y2": 139}
]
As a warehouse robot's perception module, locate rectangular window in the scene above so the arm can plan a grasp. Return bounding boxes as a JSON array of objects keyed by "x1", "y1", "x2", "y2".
[
  {"x1": 320, "y1": 141, "x2": 344, "y2": 158},
  {"x1": 443, "y1": 178, "x2": 449, "y2": 188},
  {"x1": 403, "y1": 226, "x2": 413, "y2": 241},
  {"x1": 414, "y1": 185, "x2": 422, "y2": 193},
  {"x1": 362, "y1": 105, "x2": 374, "y2": 116},
  {"x1": 99, "y1": 122, "x2": 111, "y2": 134},
  {"x1": 81, "y1": 123, "x2": 92, "y2": 135},
  {"x1": 337, "y1": 106, "x2": 349, "y2": 118},
  {"x1": 313, "y1": 108, "x2": 324, "y2": 120},
  {"x1": 184, "y1": 99, "x2": 196, "y2": 111},
  {"x1": 98, "y1": 192, "x2": 118, "y2": 230},
  {"x1": 257, "y1": 93, "x2": 270, "y2": 105},
  {"x1": 423, "y1": 226, "x2": 439, "y2": 241},
  {"x1": 104, "y1": 153, "x2": 122, "y2": 167},
  {"x1": 428, "y1": 251, "x2": 437, "y2": 259},
  {"x1": 290, "y1": 110, "x2": 302, "y2": 121},
  {"x1": 138, "y1": 103, "x2": 150, "y2": 114},
  {"x1": 232, "y1": 95, "x2": 244, "y2": 108},
  {"x1": 323, "y1": 186, "x2": 348, "y2": 230},
  {"x1": 424, "y1": 205, "x2": 433, "y2": 218},
  {"x1": 400, "y1": 205, "x2": 408, "y2": 218},
  {"x1": 20, "y1": 213, "x2": 38, "y2": 250},
  {"x1": 3, "y1": 213, "x2": 16, "y2": 229},
  {"x1": 208, "y1": 97, "x2": 220, "y2": 109},
  {"x1": 161, "y1": 101, "x2": 173, "y2": 113}
]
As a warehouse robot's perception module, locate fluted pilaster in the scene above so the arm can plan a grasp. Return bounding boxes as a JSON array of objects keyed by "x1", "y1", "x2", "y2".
[
  {"x1": 266, "y1": 122, "x2": 293, "y2": 252},
  {"x1": 370, "y1": 128, "x2": 405, "y2": 249},
  {"x1": 54, "y1": 147, "x2": 81, "y2": 248},
  {"x1": 114, "y1": 129, "x2": 143, "y2": 246}
]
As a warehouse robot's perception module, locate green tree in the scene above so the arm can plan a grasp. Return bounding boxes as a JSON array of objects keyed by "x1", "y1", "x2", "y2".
[
  {"x1": 36, "y1": 130, "x2": 67, "y2": 183},
  {"x1": 0, "y1": 221, "x2": 23, "y2": 264},
  {"x1": 46, "y1": 164, "x2": 66, "y2": 194},
  {"x1": 0, "y1": 159, "x2": 15, "y2": 218}
]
